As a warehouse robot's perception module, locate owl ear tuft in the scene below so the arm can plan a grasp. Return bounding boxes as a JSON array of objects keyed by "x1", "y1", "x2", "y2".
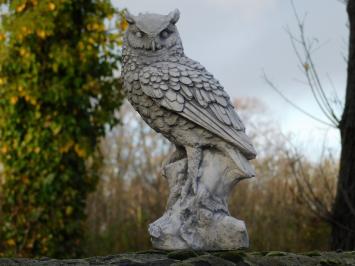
[
  {"x1": 125, "y1": 10, "x2": 136, "y2": 25},
  {"x1": 168, "y1": 9, "x2": 180, "y2": 24}
]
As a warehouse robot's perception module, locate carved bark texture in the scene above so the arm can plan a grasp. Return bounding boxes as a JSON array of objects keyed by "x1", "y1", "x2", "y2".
[
  {"x1": 148, "y1": 148, "x2": 250, "y2": 250},
  {"x1": 331, "y1": 0, "x2": 355, "y2": 250}
]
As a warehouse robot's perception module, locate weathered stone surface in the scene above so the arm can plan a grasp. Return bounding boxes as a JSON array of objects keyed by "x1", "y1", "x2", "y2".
[
  {"x1": 122, "y1": 9, "x2": 257, "y2": 250},
  {"x1": 1, "y1": 251, "x2": 355, "y2": 265}
]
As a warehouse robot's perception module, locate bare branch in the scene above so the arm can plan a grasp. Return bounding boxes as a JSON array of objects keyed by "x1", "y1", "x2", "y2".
[
  {"x1": 263, "y1": 73, "x2": 336, "y2": 128},
  {"x1": 265, "y1": 0, "x2": 342, "y2": 129},
  {"x1": 289, "y1": 0, "x2": 341, "y2": 126},
  {"x1": 281, "y1": 140, "x2": 355, "y2": 233}
]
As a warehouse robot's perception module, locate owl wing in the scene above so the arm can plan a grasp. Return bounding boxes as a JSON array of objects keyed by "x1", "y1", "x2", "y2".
[{"x1": 139, "y1": 60, "x2": 256, "y2": 159}]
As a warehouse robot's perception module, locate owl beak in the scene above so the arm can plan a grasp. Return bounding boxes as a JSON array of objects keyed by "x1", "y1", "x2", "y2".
[{"x1": 151, "y1": 40, "x2": 156, "y2": 51}]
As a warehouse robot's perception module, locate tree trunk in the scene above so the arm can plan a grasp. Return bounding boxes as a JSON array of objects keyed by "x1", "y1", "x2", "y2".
[{"x1": 331, "y1": 0, "x2": 355, "y2": 250}]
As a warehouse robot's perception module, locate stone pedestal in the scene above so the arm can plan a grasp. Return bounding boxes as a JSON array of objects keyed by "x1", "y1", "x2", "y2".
[{"x1": 149, "y1": 148, "x2": 251, "y2": 250}]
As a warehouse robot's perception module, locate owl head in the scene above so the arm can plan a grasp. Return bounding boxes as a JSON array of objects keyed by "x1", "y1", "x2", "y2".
[{"x1": 124, "y1": 9, "x2": 183, "y2": 56}]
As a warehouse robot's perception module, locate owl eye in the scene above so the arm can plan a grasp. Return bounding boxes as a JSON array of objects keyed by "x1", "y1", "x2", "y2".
[
  {"x1": 160, "y1": 30, "x2": 170, "y2": 39},
  {"x1": 136, "y1": 31, "x2": 143, "y2": 38}
]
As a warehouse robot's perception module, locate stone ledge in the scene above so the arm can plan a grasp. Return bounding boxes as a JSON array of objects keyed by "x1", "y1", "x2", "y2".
[{"x1": 1, "y1": 250, "x2": 355, "y2": 265}]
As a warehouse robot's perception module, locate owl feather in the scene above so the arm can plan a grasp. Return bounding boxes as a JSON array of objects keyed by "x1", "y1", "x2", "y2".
[
  {"x1": 122, "y1": 9, "x2": 256, "y2": 182},
  {"x1": 139, "y1": 61, "x2": 256, "y2": 159}
]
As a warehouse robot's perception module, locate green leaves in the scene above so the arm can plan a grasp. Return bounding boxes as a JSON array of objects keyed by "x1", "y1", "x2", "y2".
[{"x1": 0, "y1": 0, "x2": 124, "y2": 258}]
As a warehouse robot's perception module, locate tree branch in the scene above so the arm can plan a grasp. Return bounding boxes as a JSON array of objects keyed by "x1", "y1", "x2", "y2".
[{"x1": 263, "y1": 73, "x2": 336, "y2": 128}]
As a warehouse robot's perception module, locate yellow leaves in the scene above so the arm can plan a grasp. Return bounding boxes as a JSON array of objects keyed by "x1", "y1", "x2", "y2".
[
  {"x1": 19, "y1": 47, "x2": 30, "y2": 58},
  {"x1": 86, "y1": 22, "x2": 105, "y2": 32},
  {"x1": 117, "y1": 39, "x2": 123, "y2": 46},
  {"x1": 1, "y1": 145, "x2": 8, "y2": 154},
  {"x1": 304, "y1": 63, "x2": 310, "y2": 72},
  {"x1": 119, "y1": 18, "x2": 129, "y2": 31},
  {"x1": 0, "y1": 77, "x2": 7, "y2": 85},
  {"x1": 16, "y1": 3, "x2": 26, "y2": 13},
  {"x1": 13, "y1": 86, "x2": 39, "y2": 107},
  {"x1": 35, "y1": 111, "x2": 41, "y2": 119},
  {"x1": 36, "y1": 29, "x2": 47, "y2": 39},
  {"x1": 21, "y1": 26, "x2": 32, "y2": 36},
  {"x1": 15, "y1": 1, "x2": 52, "y2": 13},
  {"x1": 85, "y1": 80, "x2": 99, "y2": 93},
  {"x1": 26, "y1": 240, "x2": 34, "y2": 249},
  {"x1": 16, "y1": 33, "x2": 24, "y2": 42},
  {"x1": 51, "y1": 124, "x2": 61, "y2": 135},
  {"x1": 52, "y1": 63, "x2": 59, "y2": 73},
  {"x1": 65, "y1": 206, "x2": 73, "y2": 216},
  {"x1": 96, "y1": 24, "x2": 105, "y2": 32},
  {"x1": 0, "y1": 33, "x2": 5, "y2": 42},
  {"x1": 0, "y1": 2, "x2": 122, "y2": 258},
  {"x1": 59, "y1": 140, "x2": 74, "y2": 153},
  {"x1": 107, "y1": 13, "x2": 114, "y2": 20},
  {"x1": 74, "y1": 145, "x2": 86, "y2": 158},
  {"x1": 40, "y1": 236, "x2": 49, "y2": 253},
  {"x1": 59, "y1": 141, "x2": 86, "y2": 157},
  {"x1": 19, "y1": 48, "x2": 26, "y2": 56},
  {"x1": 10, "y1": 96, "x2": 18, "y2": 105},
  {"x1": 47, "y1": 2, "x2": 56, "y2": 11},
  {"x1": 6, "y1": 239, "x2": 16, "y2": 247},
  {"x1": 78, "y1": 41, "x2": 84, "y2": 50},
  {"x1": 23, "y1": 131, "x2": 34, "y2": 145},
  {"x1": 88, "y1": 37, "x2": 96, "y2": 45},
  {"x1": 22, "y1": 93, "x2": 38, "y2": 106},
  {"x1": 30, "y1": 98, "x2": 37, "y2": 106}
]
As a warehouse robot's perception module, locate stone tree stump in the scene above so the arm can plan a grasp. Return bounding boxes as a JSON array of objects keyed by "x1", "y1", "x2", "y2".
[{"x1": 149, "y1": 148, "x2": 250, "y2": 250}]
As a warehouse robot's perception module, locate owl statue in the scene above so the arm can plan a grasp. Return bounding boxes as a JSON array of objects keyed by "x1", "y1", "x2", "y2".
[{"x1": 122, "y1": 9, "x2": 256, "y2": 250}]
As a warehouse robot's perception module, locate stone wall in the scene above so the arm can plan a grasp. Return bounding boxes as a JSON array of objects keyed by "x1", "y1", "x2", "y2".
[{"x1": 1, "y1": 250, "x2": 355, "y2": 265}]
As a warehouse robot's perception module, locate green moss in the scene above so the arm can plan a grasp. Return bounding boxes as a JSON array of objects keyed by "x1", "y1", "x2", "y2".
[
  {"x1": 265, "y1": 251, "x2": 288, "y2": 257},
  {"x1": 1, "y1": 250, "x2": 355, "y2": 265},
  {"x1": 302, "y1": 251, "x2": 322, "y2": 257},
  {"x1": 343, "y1": 251, "x2": 355, "y2": 256},
  {"x1": 320, "y1": 258, "x2": 342, "y2": 265},
  {"x1": 247, "y1": 251, "x2": 264, "y2": 256}
]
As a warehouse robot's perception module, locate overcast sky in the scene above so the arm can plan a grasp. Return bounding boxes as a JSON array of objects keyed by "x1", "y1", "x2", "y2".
[{"x1": 113, "y1": 0, "x2": 348, "y2": 157}]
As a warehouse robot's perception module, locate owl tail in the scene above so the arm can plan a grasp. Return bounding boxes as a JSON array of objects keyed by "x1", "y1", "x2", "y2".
[{"x1": 221, "y1": 144, "x2": 256, "y2": 179}]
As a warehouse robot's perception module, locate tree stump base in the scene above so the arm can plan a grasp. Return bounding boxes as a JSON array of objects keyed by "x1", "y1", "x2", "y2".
[{"x1": 149, "y1": 149, "x2": 250, "y2": 250}]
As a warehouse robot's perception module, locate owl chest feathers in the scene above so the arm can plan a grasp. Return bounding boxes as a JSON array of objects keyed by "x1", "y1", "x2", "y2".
[
  {"x1": 123, "y1": 55, "x2": 187, "y2": 136},
  {"x1": 123, "y1": 52, "x2": 257, "y2": 158}
]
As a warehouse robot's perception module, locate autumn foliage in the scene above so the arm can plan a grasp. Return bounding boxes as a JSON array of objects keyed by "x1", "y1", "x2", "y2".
[
  {"x1": 0, "y1": 1, "x2": 342, "y2": 259},
  {"x1": 0, "y1": 0, "x2": 124, "y2": 257},
  {"x1": 83, "y1": 101, "x2": 337, "y2": 255}
]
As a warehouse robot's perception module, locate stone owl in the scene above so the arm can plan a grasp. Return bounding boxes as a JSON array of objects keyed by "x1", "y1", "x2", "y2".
[{"x1": 122, "y1": 9, "x2": 256, "y2": 195}]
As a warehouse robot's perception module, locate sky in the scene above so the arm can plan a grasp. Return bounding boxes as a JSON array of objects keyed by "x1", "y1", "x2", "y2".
[{"x1": 113, "y1": 0, "x2": 348, "y2": 158}]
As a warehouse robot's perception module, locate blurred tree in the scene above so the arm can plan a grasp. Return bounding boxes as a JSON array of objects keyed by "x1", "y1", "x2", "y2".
[
  {"x1": 232, "y1": 98, "x2": 336, "y2": 252},
  {"x1": 84, "y1": 99, "x2": 337, "y2": 254},
  {"x1": 332, "y1": 0, "x2": 355, "y2": 251},
  {"x1": 0, "y1": 0, "x2": 125, "y2": 257},
  {"x1": 265, "y1": 0, "x2": 354, "y2": 250},
  {"x1": 85, "y1": 103, "x2": 170, "y2": 255}
]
